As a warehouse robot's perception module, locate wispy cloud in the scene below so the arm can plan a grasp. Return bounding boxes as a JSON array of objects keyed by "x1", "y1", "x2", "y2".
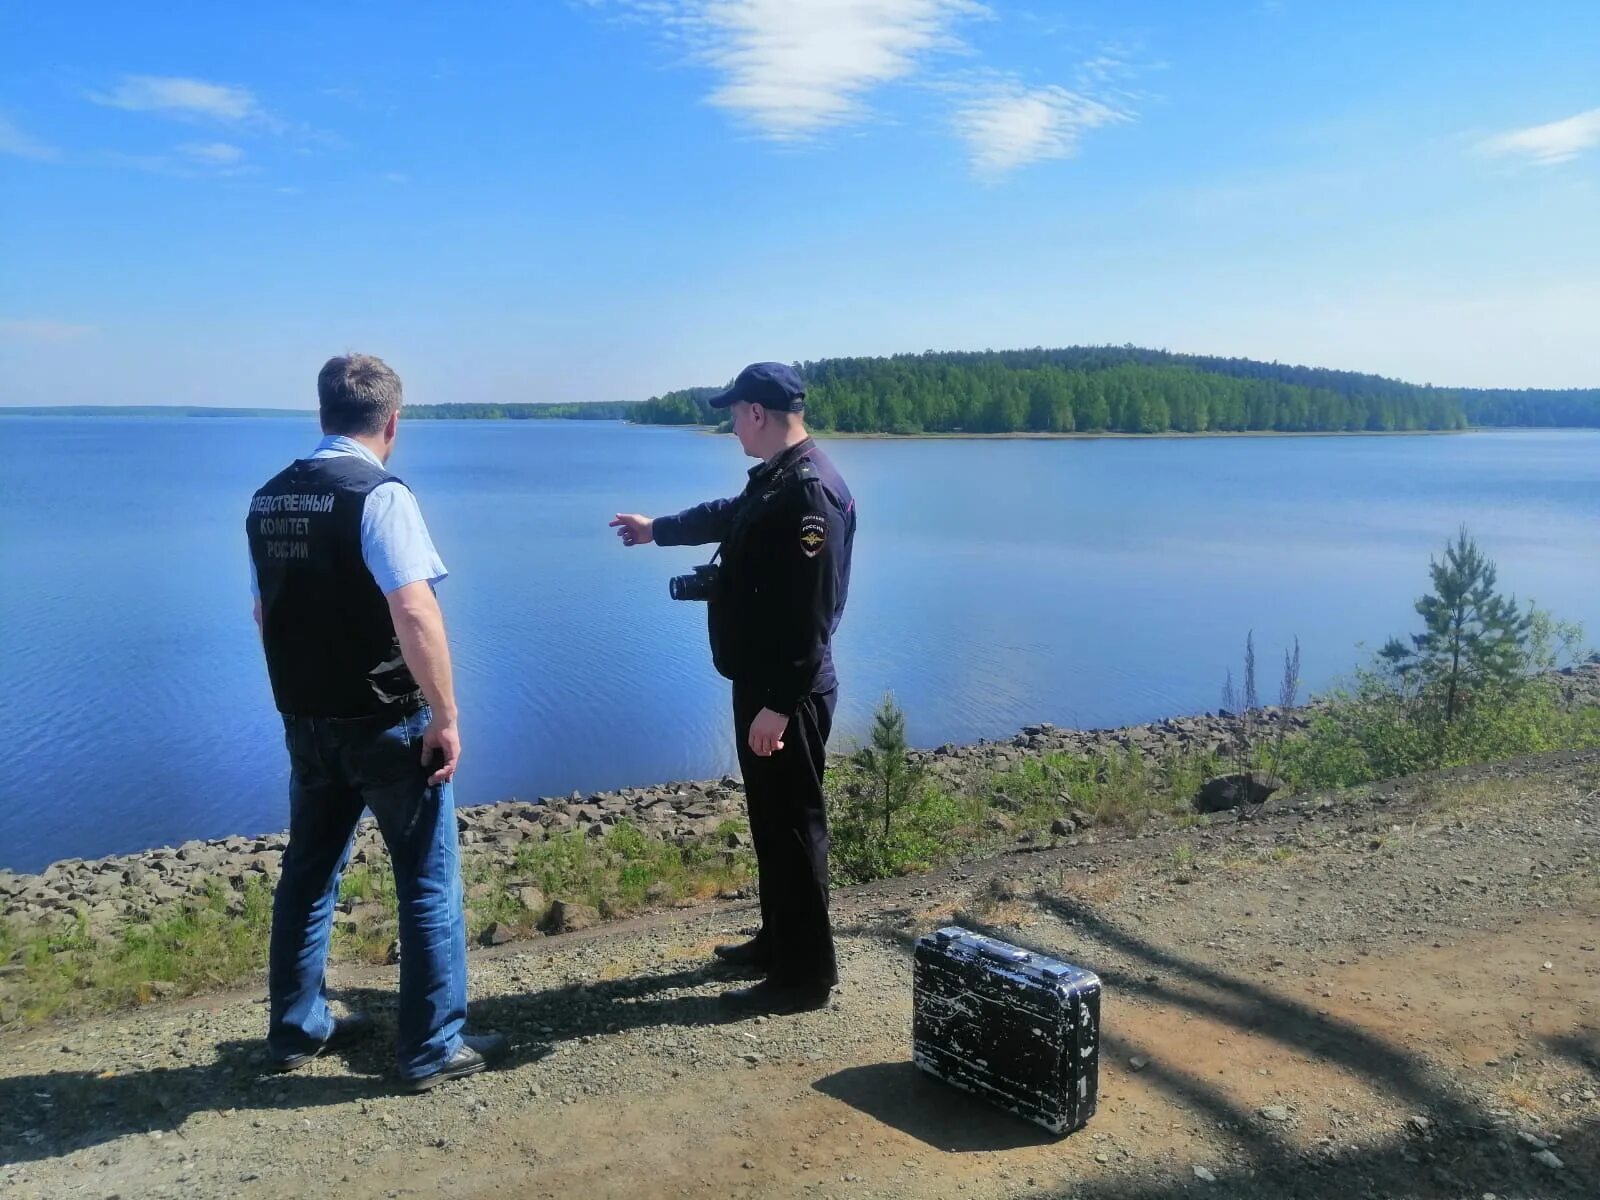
[
  {"x1": 0, "y1": 319, "x2": 96, "y2": 342},
  {"x1": 0, "y1": 114, "x2": 60, "y2": 161},
  {"x1": 177, "y1": 141, "x2": 246, "y2": 166},
  {"x1": 90, "y1": 75, "x2": 276, "y2": 127},
  {"x1": 703, "y1": 0, "x2": 988, "y2": 138},
  {"x1": 954, "y1": 82, "x2": 1129, "y2": 177},
  {"x1": 86, "y1": 74, "x2": 333, "y2": 176},
  {"x1": 592, "y1": 2, "x2": 1141, "y2": 177},
  {"x1": 606, "y1": 0, "x2": 987, "y2": 140},
  {"x1": 1479, "y1": 106, "x2": 1600, "y2": 167}
]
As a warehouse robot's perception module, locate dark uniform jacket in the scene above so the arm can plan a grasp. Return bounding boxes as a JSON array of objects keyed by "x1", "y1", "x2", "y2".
[{"x1": 653, "y1": 438, "x2": 855, "y2": 716}]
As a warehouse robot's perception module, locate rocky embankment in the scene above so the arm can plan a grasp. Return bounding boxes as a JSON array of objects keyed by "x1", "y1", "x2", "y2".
[{"x1": 5, "y1": 665, "x2": 1597, "y2": 941}]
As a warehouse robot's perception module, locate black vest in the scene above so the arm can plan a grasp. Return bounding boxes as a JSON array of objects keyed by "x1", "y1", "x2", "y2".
[{"x1": 247, "y1": 456, "x2": 423, "y2": 718}]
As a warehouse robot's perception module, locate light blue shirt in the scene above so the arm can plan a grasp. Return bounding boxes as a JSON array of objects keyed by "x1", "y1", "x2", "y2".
[{"x1": 251, "y1": 436, "x2": 447, "y2": 598}]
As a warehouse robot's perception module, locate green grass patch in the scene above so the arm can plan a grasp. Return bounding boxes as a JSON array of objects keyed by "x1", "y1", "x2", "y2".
[
  {"x1": 828, "y1": 766, "x2": 985, "y2": 884},
  {"x1": 1, "y1": 820, "x2": 756, "y2": 1031},
  {"x1": 509, "y1": 821, "x2": 753, "y2": 919},
  {"x1": 331, "y1": 860, "x2": 400, "y2": 964},
  {"x1": 982, "y1": 747, "x2": 1222, "y2": 836},
  {"x1": 1, "y1": 880, "x2": 275, "y2": 1028},
  {"x1": 1281, "y1": 681, "x2": 1600, "y2": 791},
  {"x1": 826, "y1": 744, "x2": 1224, "y2": 885},
  {"x1": 827, "y1": 694, "x2": 1221, "y2": 886}
]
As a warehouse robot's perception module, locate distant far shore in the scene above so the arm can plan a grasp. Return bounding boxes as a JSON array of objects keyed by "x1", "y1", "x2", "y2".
[
  {"x1": 0, "y1": 405, "x2": 310, "y2": 418},
  {"x1": 663, "y1": 424, "x2": 1509, "y2": 441},
  {"x1": 4, "y1": 409, "x2": 1593, "y2": 441},
  {"x1": 782, "y1": 426, "x2": 1475, "y2": 441}
]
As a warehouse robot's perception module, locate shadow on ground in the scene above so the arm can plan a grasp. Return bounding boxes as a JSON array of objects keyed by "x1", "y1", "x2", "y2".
[
  {"x1": 0, "y1": 962, "x2": 747, "y2": 1166},
  {"x1": 813, "y1": 1062, "x2": 1062, "y2": 1152},
  {"x1": 2, "y1": 896, "x2": 1595, "y2": 1197},
  {"x1": 820, "y1": 890, "x2": 1596, "y2": 1197}
]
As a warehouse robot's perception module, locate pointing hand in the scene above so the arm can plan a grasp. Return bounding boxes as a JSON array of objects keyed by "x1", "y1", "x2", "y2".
[{"x1": 610, "y1": 514, "x2": 654, "y2": 547}]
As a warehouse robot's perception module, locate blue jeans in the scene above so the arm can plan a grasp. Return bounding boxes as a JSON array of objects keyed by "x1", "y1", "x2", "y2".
[{"x1": 268, "y1": 704, "x2": 467, "y2": 1081}]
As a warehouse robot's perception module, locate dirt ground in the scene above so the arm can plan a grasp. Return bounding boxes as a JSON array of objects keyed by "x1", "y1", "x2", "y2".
[{"x1": 2, "y1": 750, "x2": 1596, "y2": 1200}]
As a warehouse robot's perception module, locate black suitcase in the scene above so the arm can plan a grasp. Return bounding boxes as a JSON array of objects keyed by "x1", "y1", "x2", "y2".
[{"x1": 912, "y1": 926, "x2": 1101, "y2": 1135}]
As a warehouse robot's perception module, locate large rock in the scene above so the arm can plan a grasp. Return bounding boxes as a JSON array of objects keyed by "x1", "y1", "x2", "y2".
[
  {"x1": 1194, "y1": 771, "x2": 1282, "y2": 814},
  {"x1": 176, "y1": 843, "x2": 225, "y2": 868},
  {"x1": 479, "y1": 921, "x2": 517, "y2": 947},
  {"x1": 540, "y1": 899, "x2": 599, "y2": 935}
]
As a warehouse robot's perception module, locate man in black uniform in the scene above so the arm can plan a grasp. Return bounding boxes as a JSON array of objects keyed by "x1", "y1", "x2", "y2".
[{"x1": 611, "y1": 362, "x2": 855, "y2": 1014}]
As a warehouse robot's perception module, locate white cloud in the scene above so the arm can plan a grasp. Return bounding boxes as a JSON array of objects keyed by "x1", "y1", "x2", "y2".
[
  {"x1": 91, "y1": 75, "x2": 265, "y2": 123},
  {"x1": 594, "y1": 2, "x2": 1140, "y2": 176},
  {"x1": 177, "y1": 141, "x2": 245, "y2": 166},
  {"x1": 615, "y1": 0, "x2": 987, "y2": 140},
  {"x1": 0, "y1": 320, "x2": 96, "y2": 342},
  {"x1": 954, "y1": 82, "x2": 1128, "y2": 176},
  {"x1": 0, "y1": 113, "x2": 59, "y2": 161},
  {"x1": 1479, "y1": 106, "x2": 1600, "y2": 167}
]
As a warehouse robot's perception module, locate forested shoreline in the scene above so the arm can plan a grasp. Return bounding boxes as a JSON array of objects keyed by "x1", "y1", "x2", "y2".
[
  {"x1": 631, "y1": 347, "x2": 1599, "y2": 433},
  {"x1": 7, "y1": 347, "x2": 1595, "y2": 432}
]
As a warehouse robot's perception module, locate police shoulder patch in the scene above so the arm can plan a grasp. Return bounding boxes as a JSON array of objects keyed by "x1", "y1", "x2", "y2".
[{"x1": 799, "y1": 512, "x2": 827, "y2": 558}]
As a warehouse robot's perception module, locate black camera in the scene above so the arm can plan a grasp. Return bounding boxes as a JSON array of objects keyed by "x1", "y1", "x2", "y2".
[{"x1": 668, "y1": 562, "x2": 721, "y2": 602}]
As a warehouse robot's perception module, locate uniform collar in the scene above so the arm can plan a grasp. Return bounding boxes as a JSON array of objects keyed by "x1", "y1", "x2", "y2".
[{"x1": 747, "y1": 436, "x2": 814, "y2": 486}]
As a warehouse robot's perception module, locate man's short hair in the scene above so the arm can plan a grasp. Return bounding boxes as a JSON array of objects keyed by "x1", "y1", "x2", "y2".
[
  {"x1": 753, "y1": 400, "x2": 800, "y2": 423},
  {"x1": 318, "y1": 354, "x2": 402, "y2": 436}
]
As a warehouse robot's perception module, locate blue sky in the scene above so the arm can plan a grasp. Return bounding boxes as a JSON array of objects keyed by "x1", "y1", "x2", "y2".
[{"x1": 2, "y1": 1, "x2": 1597, "y2": 407}]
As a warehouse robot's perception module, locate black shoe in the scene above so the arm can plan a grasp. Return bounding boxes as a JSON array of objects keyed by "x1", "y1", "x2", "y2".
[
  {"x1": 403, "y1": 1032, "x2": 510, "y2": 1093},
  {"x1": 270, "y1": 1012, "x2": 375, "y2": 1072},
  {"x1": 720, "y1": 980, "x2": 833, "y2": 1015},
  {"x1": 713, "y1": 936, "x2": 772, "y2": 968}
]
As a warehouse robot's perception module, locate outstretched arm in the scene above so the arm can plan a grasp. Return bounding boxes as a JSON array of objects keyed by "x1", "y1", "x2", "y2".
[{"x1": 632, "y1": 496, "x2": 740, "y2": 547}]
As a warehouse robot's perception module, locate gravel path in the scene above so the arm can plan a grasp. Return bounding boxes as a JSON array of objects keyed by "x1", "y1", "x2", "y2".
[{"x1": 2, "y1": 750, "x2": 1597, "y2": 1199}]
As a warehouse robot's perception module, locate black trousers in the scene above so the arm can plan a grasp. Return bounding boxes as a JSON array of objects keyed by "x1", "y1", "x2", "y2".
[{"x1": 732, "y1": 684, "x2": 838, "y2": 988}]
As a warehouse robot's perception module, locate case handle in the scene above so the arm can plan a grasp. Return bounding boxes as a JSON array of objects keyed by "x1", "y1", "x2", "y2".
[{"x1": 977, "y1": 941, "x2": 1030, "y2": 964}]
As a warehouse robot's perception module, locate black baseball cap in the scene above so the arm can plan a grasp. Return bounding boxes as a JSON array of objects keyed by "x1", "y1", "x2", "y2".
[{"x1": 708, "y1": 361, "x2": 806, "y2": 412}]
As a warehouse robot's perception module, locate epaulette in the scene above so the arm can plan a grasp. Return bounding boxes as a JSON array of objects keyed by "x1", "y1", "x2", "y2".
[
  {"x1": 759, "y1": 456, "x2": 833, "y2": 507},
  {"x1": 790, "y1": 458, "x2": 847, "y2": 513}
]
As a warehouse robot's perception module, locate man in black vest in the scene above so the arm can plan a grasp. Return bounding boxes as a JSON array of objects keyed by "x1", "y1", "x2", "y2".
[
  {"x1": 611, "y1": 362, "x2": 856, "y2": 1014},
  {"x1": 248, "y1": 353, "x2": 504, "y2": 1091}
]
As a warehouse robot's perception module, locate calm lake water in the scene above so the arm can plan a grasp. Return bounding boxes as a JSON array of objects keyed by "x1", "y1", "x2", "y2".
[{"x1": 2, "y1": 418, "x2": 1596, "y2": 872}]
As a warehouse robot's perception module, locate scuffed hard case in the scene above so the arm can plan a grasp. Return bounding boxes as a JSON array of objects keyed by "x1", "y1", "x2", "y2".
[{"x1": 912, "y1": 926, "x2": 1101, "y2": 1135}]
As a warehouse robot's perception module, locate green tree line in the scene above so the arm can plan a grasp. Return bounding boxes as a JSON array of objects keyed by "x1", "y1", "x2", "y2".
[
  {"x1": 628, "y1": 387, "x2": 725, "y2": 426},
  {"x1": 630, "y1": 346, "x2": 1600, "y2": 434},
  {"x1": 1459, "y1": 389, "x2": 1600, "y2": 427}
]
